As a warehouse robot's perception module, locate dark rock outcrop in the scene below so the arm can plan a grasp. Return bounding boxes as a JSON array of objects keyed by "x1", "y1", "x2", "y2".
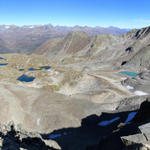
[
  {"x1": 132, "y1": 98, "x2": 150, "y2": 123},
  {"x1": 86, "y1": 99, "x2": 150, "y2": 150},
  {"x1": 0, "y1": 122, "x2": 60, "y2": 150}
]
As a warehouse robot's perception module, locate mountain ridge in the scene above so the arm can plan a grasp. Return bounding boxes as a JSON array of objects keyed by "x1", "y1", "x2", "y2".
[
  {"x1": 33, "y1": 26, "x2": 150, "y2": 72},
  {"x1": 0, "y1": 24, "x2": 130, "y2": 54}
]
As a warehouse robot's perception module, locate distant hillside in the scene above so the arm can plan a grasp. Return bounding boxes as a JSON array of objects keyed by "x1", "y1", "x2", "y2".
[
  {"x1": 0, "y1": 24, "x2": 130, "y2": 54},
  {"x1": 34, "y1": 26, "x2": 150, "y2": 72},
  {"x1": 122, "y1": 26, "x2": 150, "y2": 71},
  {"x1": 35, "y1": 31, "x2": 91, "y2": 57}
]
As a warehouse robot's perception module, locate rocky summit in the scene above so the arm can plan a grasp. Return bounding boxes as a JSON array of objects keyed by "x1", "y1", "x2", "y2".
[{"x1": 0, "y1": 25, "x2": 150, "y2": 150}]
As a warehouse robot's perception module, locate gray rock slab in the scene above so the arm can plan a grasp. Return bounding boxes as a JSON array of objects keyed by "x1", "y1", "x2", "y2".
[
  {"x1": 139, "y1": 123, "x2": 150, "y2": 140},
  {"x1": 121, "y1": 133, "x2": 150, "y2": 149}
]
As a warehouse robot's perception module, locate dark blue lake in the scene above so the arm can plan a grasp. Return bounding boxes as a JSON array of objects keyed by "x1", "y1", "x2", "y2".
[
  {"x1": 17, "y1": 74, "x2": 35, "y2": 82},
  {"x1": 40, "y1": 66, "x2": 51, "y2": 70},
  {"x1": 0, "y1": 63, "x2": 8, "y2": 66},
  {"x1": 28, "y1": 68, "x2": 39, "y2": 71},
  {"x1": 19, "y1": 69, "x2": 24, "y2": 71},
  {"x1": 28, "y1": 66, "x2": 51, "y2": 71}
]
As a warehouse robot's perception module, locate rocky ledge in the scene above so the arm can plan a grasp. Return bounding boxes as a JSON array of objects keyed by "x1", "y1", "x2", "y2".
[
  {"x1": 86, "y1": 98, "x2": 150, "y2": 150},
  {"x1": 122, "y1": 99, "x2": 150, "y2": 150},
  {"x1": 0, "y1": 122, "x2": 61, "y2": 150}
]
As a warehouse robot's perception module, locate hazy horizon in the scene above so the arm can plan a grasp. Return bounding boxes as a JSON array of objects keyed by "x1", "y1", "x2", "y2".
[
  {"x1": 0, "y1": 0, "x2": 150, "y2": 29},
  {"x1": 0, "y1": 23, "x2": 133, "y2": 29}
]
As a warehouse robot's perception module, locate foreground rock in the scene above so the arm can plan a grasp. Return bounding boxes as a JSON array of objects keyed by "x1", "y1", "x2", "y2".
[
  {"x1": 86, "y1": 99, "x2": 150, "y2": 150},
  {"x1": 122, "y1": 123, "x2": 150, "y2": 150},
  {"x1": 0, "y1": 122, "x2": 60, "y2": 150},
  {"x1": 121, "y1": 99, "x2": 150, "y2": 150}
]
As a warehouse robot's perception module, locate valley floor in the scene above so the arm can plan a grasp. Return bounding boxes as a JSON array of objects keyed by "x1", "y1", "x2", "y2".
[{"x1": 0, "y1": 53, "x2": 149, "y2": 149}]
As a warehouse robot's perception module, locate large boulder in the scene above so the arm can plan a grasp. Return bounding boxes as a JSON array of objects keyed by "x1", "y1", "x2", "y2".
[{"x1": 121, "y1": 134, "x2": 150, "y2": 150}]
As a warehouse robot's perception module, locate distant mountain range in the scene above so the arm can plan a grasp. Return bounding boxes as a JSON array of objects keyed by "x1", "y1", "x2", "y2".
[{"x1": 0, "y1": 24, "x2": 130, "y2": 54}]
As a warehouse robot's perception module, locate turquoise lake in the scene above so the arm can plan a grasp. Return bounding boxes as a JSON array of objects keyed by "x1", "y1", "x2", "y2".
[{"x1": 121, "y1": 71, "x2": 137, "y2": 77}]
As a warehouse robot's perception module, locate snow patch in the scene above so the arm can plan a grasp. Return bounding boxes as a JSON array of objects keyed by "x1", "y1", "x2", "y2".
[
  {"x1": 121, "y1": 77, "x2": 127, "y2": 80},
  {"x1": 134, "y1": 91, "x2": 148, "y2": 96},
  {"x1": 5, "y1": 26, "x2": 10, "y2": 29},
  {"x1": 37, "y1": 118, "x2": 40, "y2": 126},
  {"x1": 28, "y1": 25, "x2": 34, "y2": 28},
  {"x1": 125, "y1": 112, "x2": 137, "y2": 124},
  {"x1": 98, "y1": 117, "x2": 120, "y2": 127},
  {"x1": 126, "y1": 85, "x2": 134, "y2": 90}
]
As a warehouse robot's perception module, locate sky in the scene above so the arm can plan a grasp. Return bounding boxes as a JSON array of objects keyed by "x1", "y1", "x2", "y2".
[{"x1": 0, "y1": 0, "x2": 150, "y2": 29}]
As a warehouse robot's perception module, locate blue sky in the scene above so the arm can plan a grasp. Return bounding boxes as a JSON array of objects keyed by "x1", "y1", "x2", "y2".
[{"x1": 0, "y1": 0, "x2": 150, "y2": 28}]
